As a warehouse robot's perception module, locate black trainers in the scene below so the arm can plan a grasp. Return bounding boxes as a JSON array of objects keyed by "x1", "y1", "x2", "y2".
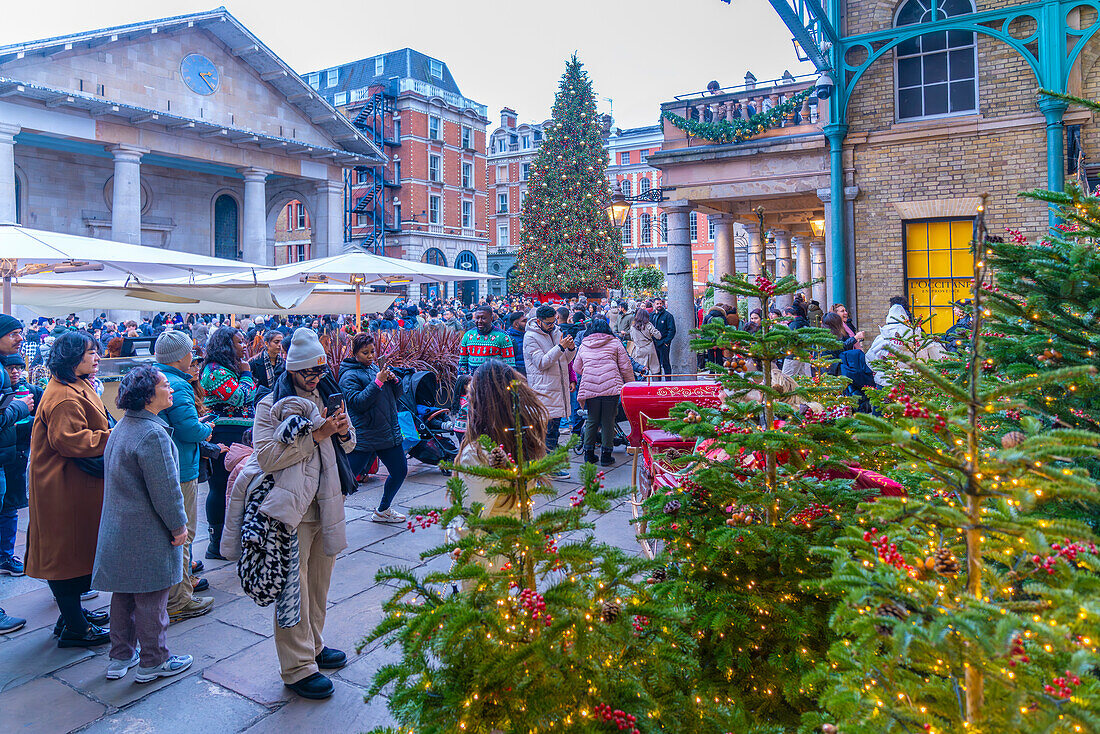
[
  {"x1": 315, "y1": 647, "x2": 347, "y2": 670},
  {"x1": 285, "y1": 672, "x2": 334, "y2": 699},
  {"x1": 600, "y1": 451, "x2": 615, "y2": 467},
  {"x1": 58, "y1": 623, "x2": 110, "y2": 648},
  {"x1": 53, "y1": 609, "x2": 110, "y2": 637}
]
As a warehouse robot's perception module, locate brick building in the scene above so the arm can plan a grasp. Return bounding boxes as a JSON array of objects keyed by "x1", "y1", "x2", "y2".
[
  {"x1": 273, "y1": 199, "x2": 312, "y2": 265},
  {"x1": 0, "y1": 8, "x2": 383, "y2": 276},
  {"x1": 305, "y1": 50, "x2": 489, "y2": 303},
  {"x1": 485, "y1": 108, "x2": 546, "y2": 297}
]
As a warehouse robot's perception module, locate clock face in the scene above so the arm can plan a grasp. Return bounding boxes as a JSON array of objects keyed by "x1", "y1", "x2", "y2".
[{"x1": 180, "y1": 53, "x2": 220, "y2": 95}]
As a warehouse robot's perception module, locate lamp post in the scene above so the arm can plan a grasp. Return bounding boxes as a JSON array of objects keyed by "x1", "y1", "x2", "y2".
[{"x1": 606, "y1": 181, "x2": 668, "y2": 228}]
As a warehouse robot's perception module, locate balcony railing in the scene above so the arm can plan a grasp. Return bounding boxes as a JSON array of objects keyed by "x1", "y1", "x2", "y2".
[
  {"x1": 660, "y1": 74, "x2": 824, "y2": 150},
  {"x1": 397, "y1": 78, "x2": 488, "y2": 117}
]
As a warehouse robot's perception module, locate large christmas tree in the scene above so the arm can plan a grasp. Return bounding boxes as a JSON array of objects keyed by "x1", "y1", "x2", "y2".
[{"x1": 510, "y1": 55, "x2": 625, "y2": 295}]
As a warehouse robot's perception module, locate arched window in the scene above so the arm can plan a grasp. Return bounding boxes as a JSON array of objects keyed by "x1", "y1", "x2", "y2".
[
  {"x1": 421, "y1": 247, "x2": 447, "y2": 300},
  {"x1": 455, "y1": 250, "x2": 479, "y2": 305},
  {"x1": 620, "y1": 179, "x2": 632, "y2": 197},
  {"x1": 422, "y1": 247, "x2": 446, "y2": 267},
  {"x1": 213, "y1": 194, "x2": 240, "y2": 260},
  {"x1": 638, "y1": 178, "x2": 651, "y2": 194},
  {"x1": 895, "y1": 0, "x2": 976, "y2": 120}
]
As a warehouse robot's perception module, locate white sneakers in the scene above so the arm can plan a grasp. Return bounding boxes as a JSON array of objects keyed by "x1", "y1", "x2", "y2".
[
  {"x1": 134, "y1": 654, "x2": 194, "y2": 684},
  {"x1": 371, "y1": 508, "x2": 407, "y2": 523},
  {"x1": 105, "y1": 650, "x2": 140, "y2": 680}
]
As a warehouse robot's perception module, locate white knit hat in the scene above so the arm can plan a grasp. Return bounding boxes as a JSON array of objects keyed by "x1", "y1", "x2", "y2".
[{"x1": 285, "y1": 327, "x2": 327, "y2": 371}]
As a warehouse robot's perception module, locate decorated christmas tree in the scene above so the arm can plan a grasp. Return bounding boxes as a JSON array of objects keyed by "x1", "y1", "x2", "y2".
[
  {"x1": 363, "y1": 381, "x2": 715, "y2": 733},
  {"x1": 812, "y1": 212, "x2": 1100, "y2": 733},
  {"x1": 642, "y1": 269, "x2": 885, "y2": 729},
  {"x1": 510, "y1": 55, "x2": 625, "y2": 295}
]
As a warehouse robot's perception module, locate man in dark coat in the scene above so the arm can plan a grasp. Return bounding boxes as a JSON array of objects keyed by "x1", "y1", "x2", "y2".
[{"x1": 651, "y1": 298, "x2": 676, "y2": 380}]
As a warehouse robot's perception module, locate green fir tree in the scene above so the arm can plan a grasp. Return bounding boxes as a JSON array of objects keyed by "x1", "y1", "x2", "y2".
[
  {"x1": 511, "y1": 55, "x2": 625, "y2": 295},
  {"x1": 812, "y1": 212, "x2": 1100, "y2": 734},
  {"x1": 363, "y1": 381, "x2": 712, "y2": 733}
]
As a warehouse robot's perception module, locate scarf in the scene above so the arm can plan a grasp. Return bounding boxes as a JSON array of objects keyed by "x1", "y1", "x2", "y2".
[{"x1": 271, "y1": 370, "x2": 357, "y2": 495}]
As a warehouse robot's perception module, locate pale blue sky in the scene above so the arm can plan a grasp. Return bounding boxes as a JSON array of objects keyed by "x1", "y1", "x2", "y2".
[{"x1": 2, "y1": 0, "x2": 813, "y2": 129}]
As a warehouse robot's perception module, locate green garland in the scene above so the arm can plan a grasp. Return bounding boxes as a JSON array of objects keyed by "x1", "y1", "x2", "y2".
[{"x1": 661, "y1": 87, "x2": 814, "y2": 144}]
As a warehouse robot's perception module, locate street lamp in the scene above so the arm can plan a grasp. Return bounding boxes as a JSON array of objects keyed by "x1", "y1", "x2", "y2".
[
  {"x1": 605, "y1": 181, "x2": 668, "y2": 228},
  {"x1": 809, "y1": 218, "x2": 825, "y2": 237}
]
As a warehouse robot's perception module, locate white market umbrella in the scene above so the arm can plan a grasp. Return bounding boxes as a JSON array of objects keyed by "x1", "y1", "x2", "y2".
[{"x1": 0, "y1": 223, "x2": 268, "y2": 312}]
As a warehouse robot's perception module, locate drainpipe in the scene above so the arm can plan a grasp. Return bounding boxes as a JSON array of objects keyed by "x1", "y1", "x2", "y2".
[
  {"x1": 823, "y1": 123, "x2": 848, "y2": 308},
  {"x1": 1038, "y1": 95, "x2": 1069, "y2": 228}
]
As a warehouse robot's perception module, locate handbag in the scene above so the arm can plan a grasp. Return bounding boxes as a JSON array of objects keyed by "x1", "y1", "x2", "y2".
[
  {"x1": 329, "y1": 434, "x2": 358, "y2": 496},
  {"x1": 72, "y1": 409, "x2": 117, "y2": 478}
]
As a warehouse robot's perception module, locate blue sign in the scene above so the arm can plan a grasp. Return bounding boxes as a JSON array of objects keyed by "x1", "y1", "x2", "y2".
[{"x1": 181, "y1": 53, "x2": 220, "y2": 95}]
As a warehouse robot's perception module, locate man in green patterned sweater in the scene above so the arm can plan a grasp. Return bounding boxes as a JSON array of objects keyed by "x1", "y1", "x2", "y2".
[{"x1": 459, "y1": 305, "x2": 515, "y2": 373}]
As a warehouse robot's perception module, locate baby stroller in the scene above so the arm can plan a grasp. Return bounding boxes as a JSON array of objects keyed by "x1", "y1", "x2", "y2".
[
  {"x1": 570, "y1": 356, "x2": 645, "y2": 455},
  {"x1": 398, "y1": 370, "x2": 459, "y2": 473}
]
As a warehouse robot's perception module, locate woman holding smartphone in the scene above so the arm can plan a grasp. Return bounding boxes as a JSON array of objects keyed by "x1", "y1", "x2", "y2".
[{"x1": 338, "y1": 333, "x2": 407, "y2": 523}]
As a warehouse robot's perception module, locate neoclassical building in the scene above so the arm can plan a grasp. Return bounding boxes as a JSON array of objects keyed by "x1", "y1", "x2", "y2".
[{"x1": 0, "y1": 8, "x2": 384, "y2": 266}]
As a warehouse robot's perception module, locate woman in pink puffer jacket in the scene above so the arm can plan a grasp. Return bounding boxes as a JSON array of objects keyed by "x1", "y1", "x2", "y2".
[{"x1": 573, "y1": 317, "x2": 635, "y2": 466}]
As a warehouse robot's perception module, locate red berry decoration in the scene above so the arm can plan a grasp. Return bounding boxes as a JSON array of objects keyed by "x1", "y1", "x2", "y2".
[
  {"x1": 406, "y1": 510, "x2": 441, "y2": 533},
  {"x1": 591, "y1": 703, "x2": 640, "y2": 734}
]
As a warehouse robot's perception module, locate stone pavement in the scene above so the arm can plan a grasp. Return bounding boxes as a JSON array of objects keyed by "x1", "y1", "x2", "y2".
[{"x1": 0, "y1": 448, "x2": 639, "y2": 733}]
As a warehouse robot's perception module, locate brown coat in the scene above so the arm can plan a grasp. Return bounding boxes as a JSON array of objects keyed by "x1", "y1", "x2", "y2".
[{"x1": 26, "y1": 378, "x2": 112, "y2": 580}]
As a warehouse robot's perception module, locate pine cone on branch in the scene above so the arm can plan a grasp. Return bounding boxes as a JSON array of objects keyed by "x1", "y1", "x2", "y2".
[
  {"x1": 933, "y1": 548, "x2": 960, "y2": 575},
  {"x1": 663, "y1": 499, "x2": 681, "y2": 515},
  {"x1": 600, "y1": 600, "x2": 621, "y2": 623},
  {"x1": 874, "y1": 602, "x2": 909, "y2": 635}
]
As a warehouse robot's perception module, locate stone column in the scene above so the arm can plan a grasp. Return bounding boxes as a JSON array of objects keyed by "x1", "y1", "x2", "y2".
[
  {"x1": 811, "y1": 238, "x2": 827, "y2": 307},
  {"x1": 772, "y1": 228, "x2": 792, "y2": 310},
  {"x1": 744, "y1": 220, "x2": 763, "y2": 312},
  {"x1": 710, "y1": 213, "x2": 737, "y2": 289},
  {"x1": 240, "y1": 167, "x2": 271, "y2": 264},
  {"x1": 0, "y1": 124, "x2": 19, "y2": 224},
  {"x1": 311, "y1": 179, "x2": 346, "y2": 260},
  {"x1": 793, "y1": 235, "x2": 812, "y2": 299},
  {"x1": 664, "y1": 203, "x2": 695, "y2": 377},
  {"x1": 108, "y1": 144, "x2": 147, "y2": 245}
]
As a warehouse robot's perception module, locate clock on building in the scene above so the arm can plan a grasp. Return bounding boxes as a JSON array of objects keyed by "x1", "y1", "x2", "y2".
[{"x1": 180, "y1": 53, "x2": 220, "y2": 95}]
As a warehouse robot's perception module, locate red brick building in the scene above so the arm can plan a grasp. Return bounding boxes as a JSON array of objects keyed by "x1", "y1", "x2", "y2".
[{"x1": 305, "y1": 49, "x2": 489, "y2": 303}]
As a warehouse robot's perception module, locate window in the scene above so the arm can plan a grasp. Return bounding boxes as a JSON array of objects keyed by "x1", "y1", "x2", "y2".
[
  {"x1": 394, "y1": 120, "x2": 401, "y2": 139},
  {"x1": 497, "y1": 222, "x2": 509, "y2": 246},
  {"x1": 689, "y1": 212, "x2": 698, "y2": 242},
  {"x1": 428, "y1": 116, "x2": 441, "y2": 140},
  {"x1": 334, "y1": 91, "x2": 348, "y2": 107},
  {"x1": 213, "y1": 195, "x2": 239, "y2": 260},
  {"x1": 640, "y1": 149, "x2": 649, "y2": 163},
  {"x1": 620, "y1": 179, "x2": 632, "y2": 197},
  {"x1": 521, "y1": 163, "x2": 530, "y2": 181},
  {"x1": 307, "y1": 73, "x2": 319, "y2": 90},
  {"x1": 296, "y1": 202, "x2": 307, "y2": 230},
  {"x1": 295, "y1": 244, "x2": 307, "y2": 263},
  {"x1": 498, "y1": 193, "x2": 508, "y2": 213},
  {"x1": 904, "y1": 218, "x2": 975, "y2": 333},
  {"x1": 374, "y1": 57, "x2": 384, "y2": 76},
  {"x1": 621, "y1": 215, "x2": 632, "y2": 245},
  {"x1": 393, "y1": 203, "x2": 401, "y2": 228},
  {"x1": 497, "y1": 165, "x2": 508, "y2": 183},
  {"x1": 496, "y1": 138, "x2": 509, "y2": 154},
  {"x1": 895, "y1": 0, "x2": 976, "y2": 120},
  {"x1": 428, "y1": 195, "x2": 441, "y2": 224},
  {"x1": 661, "y1": 213, "x2": 668, "y2": 243},
  {"x1": 640, "y1": 213, "x2": 651, "y2": 244},
  {"x1": 462, "y1": 200, "x2": 474, "y2": 228},
  {"x1": 638, "y1": 178, "x2": 651, "y2": 194},
  {"x1": 619, "y1": 151, "x2": 631, "y2": 165},
  {"x1": 429, "y1": 59, "x2": 443, "y2": 79},
  {"x1": 356, "y1": 168, "x2": 369, "y2": 184},
  {"x1": 522, "y1": 135, "x2": 530, "y2": 149},
  {"x1": 394, "y1": 161, "x2": 401, "y2": 182},
  {"x1": 461, "y1": 125, "x2": 472, "y2": 149},
  {"x1": 520, "y1": 190, "x2": 526, "y2": 208},
  {"x1": 708, "y1": 215, "x2": 715, "y2": 241},
  {"x1": 325, "y1": 69, "x2": 338, "y2": 88},
  {"x1": 462, "y1": 162, "x2": 473, "y2": 188},
  {"x1": 429, "y1": 155, "x2": 441, "y2": 182}
]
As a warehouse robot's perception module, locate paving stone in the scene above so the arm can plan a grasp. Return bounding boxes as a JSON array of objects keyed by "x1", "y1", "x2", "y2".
[
  {"x1": 364, "y1": 522, "x2": 449, "y2": 565},
  {"x1": 210, "y1": 595, "x2": 273, "y2": 637},
  {"x1": 336, "y1": 637, "x2": 401, "y2": 689},
  {"x1": 80, "y1": 674, "x2": 268, "y2": 734},
  {"x1": 341, "y1": 515, "x2": 406, "y2": 555},
  {"x1": 327, "y1": 551, "x2": 404, "y2": 604},
  {"x1": 0, "y1": 676, "x2": 105, "y2": 733},
  {"x1": 0, "y1": 586, "x2": 80, "y2": 640},
  {"x1": 241, "y1": 678, "x2": 394, "y2": 734},
  {"x1": 203, "y1": 638, "x2": 290, "y2": 706},
  {"x1": 0, "y1": 627, "x2": 95, "y2": 692},
  {"x1": 53, "y1": 619, "x2": 263, "y2": 708},
  {"x1": 321, "y1": 582, "x2": 400, "y2": 655}
]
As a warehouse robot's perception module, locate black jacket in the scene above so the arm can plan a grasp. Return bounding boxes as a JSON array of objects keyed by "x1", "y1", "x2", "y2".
[
  {"x1": 249, "y1": 352, "x2": 285, "y2": 390},
  {"x1": 652, "y1": 309, "x2": 676, "y2": 348},
  {"x1": 0, "y1": 365, "x2": 32, "y2": 465},
  {"x1": 338, "y1": 359, "x2": 402, "y2": 451}
]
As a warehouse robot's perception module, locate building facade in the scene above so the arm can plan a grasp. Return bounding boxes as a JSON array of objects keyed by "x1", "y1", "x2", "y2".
[
  {"x1": 0, "y1": 9, "x2": 383, "y2": 272},
  {"x1": 306, "y1": 50, "x2": 489, "y2": 304},
  {"x1": 486, "y1": 107, "x2": 546, "y2": 297}
]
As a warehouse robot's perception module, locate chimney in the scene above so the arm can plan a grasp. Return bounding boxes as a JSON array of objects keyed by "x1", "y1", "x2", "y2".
[
  {"x1": 744, "y1": 71, "x2": 757, "y2": 90},
  {"x1": 500, "y1": 107, "x2": 517, "y2": 129}
]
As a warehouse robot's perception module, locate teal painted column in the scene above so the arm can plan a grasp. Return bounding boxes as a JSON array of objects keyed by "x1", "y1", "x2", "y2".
[
  {"x1": 823, "y1": 123, "x2": 848, "y2": 307},
  {"x1": 1038, "y1": 96, "x2": 1069, "y2": 228}
]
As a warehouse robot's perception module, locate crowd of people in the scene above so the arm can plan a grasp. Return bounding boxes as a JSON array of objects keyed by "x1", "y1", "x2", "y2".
[{"x1": 0, "y1": 289, "x2": 971, "y2": 699}]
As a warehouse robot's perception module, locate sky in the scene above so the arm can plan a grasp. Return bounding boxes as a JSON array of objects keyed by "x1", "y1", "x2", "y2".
[{"x1": 1, "y1": 0, "x2": 814, "y2": 130}]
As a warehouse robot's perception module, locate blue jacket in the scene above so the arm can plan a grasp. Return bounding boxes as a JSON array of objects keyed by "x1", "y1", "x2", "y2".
[
  {"x1": 157, "y1": 363, "x2": 213, "y2": 483},
  {"x1": 506, "y1": 327, "x2": 526, "y2": 374}
]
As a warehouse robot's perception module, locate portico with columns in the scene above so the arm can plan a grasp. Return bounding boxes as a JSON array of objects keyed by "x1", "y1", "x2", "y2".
[{"x1": 0, "y1": 8, "x2": 384, "y2": 266}]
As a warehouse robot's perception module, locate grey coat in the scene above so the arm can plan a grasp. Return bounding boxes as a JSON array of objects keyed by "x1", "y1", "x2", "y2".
[{"x1": 92, "y1": 410, "x2": 187, "y2": 594}]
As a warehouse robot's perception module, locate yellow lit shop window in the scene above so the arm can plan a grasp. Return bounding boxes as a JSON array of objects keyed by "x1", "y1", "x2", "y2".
[
  {"x1": 904, "y1": 219, "x2": 974, "y2": 334},
  {"x1": 708, "y1": 260, "x2": 714, "y2": 276},
  {"x1": 692, "y1": 259, "x2": 700, "y2": 282}
]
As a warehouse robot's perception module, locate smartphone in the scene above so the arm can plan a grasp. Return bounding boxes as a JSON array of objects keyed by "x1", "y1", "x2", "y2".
[{"x1": 324, "y1": 394, "x2": 345, "y2": 416}]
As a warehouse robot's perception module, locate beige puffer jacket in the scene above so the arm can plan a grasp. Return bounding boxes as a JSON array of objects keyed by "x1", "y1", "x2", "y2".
[{"x1": 221, "y1": 394, "x2": 355, "y2": 560}]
